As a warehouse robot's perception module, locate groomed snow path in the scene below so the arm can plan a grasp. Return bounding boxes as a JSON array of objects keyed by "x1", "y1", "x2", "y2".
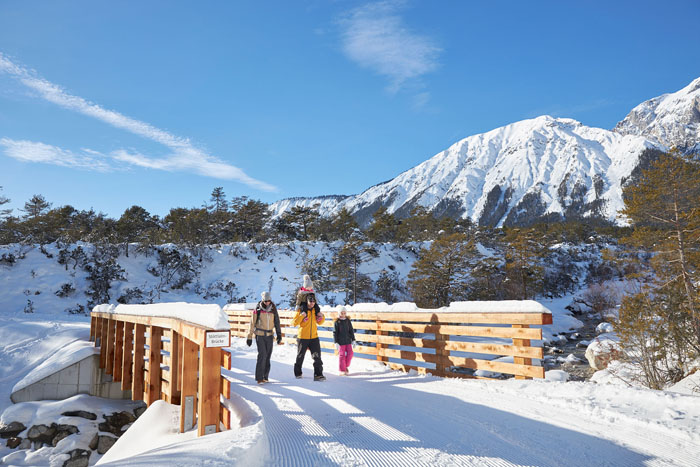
[{"x1": 224, "y1": 345, "x2": 700, "y2": 467}]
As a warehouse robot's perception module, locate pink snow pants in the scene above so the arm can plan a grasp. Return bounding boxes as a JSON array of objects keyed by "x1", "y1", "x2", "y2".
[{"x1": 338, "y1": 344, "x2": 354, "y2": 372}]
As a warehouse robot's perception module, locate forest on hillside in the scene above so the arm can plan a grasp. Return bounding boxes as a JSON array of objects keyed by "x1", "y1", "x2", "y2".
[{"x1": 1, "y1": 149, "x2": 699, "y2": 389}]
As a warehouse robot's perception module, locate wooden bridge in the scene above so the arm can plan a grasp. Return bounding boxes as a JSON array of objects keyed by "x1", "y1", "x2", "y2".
[{"x1": 90, "y1": 302, "x2": 552, "y2": 437}]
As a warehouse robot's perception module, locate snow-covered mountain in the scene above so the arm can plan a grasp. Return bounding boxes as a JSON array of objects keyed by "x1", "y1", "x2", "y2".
[
  {"x1": 271, "y1": 77, "x2": 700, "y2": 227},
  {"x1": 614, "y1": 77, "x2": 700, "y2": 151}
]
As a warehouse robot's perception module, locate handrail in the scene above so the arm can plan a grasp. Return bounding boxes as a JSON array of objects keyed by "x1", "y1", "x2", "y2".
[
  {"x1": 227, "y1": 307, "x2": 552, "y2": 379},
  {"x1": 90, "y1": 311, "x2": 231, "y2": 436}
]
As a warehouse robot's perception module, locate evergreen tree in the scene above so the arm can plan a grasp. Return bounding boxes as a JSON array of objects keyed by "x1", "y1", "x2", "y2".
[
  {"x1": 280, "y1": 204, "x2": 320, "y2": 241},
  {"x1": 407, "y1": 233, "x2": 476, "y2": 308},
  {"x1": 0, "y1": 186, "x2": 11, "y2": 219},
  {"x1": 231, "y1": 197, "x2": 269, "y2": 241},
  {"x1": 502, "y1": 228, "x2": 545, "y2": 300},
  {"x1": 164, "y1": 207, "x2": 208, "y2": 246},
  {"x1": 22, "y1": 194, "x2": 51, "y2": 219},
  {"x1": 366, "y1": 207, "x2": 399, "y2": 243},
  {"x1": 116, "y1": 205, "x2": 159, "y2": 257},
  {"x1": 207, "y1": 187, "x2": 230, "y2": 242},
  {"x1": 330, "y1": 231, "x2": 378, "y2": 304},
  {"x1": 329, "y1": 208, "x2": 359, "y2": 242},
  {"x1": 619, "y1": 149, "x2": 700, "y2": 348}
]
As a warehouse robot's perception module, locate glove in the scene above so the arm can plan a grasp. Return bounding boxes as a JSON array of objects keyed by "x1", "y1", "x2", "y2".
[
  {"x1": 301, "y1": 311, "x2": 308, "y2": 322},
  {"x1": 352, "y1": 341, "x2": 357, "y2": 349},
  {"x1": 335, "y1": 343, "x2": 339, "y2": 351},
  {"x1": 246, "y1": 338, "x2": 252, "y2": 347},
  {"x1": 316, "y1": 312, "x2": 324, "y2": 323},
  {"x1": 277, "y1": 337, "x2": 282, "y2": 345}
]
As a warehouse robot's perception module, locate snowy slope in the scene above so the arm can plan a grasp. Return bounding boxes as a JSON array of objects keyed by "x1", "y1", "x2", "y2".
[
  {"x1": 271, "y1": 116, "x2": 658, "y2": 227},
  {"x1": 614, "y1": 76, "x2": 700, "y2": 151}
]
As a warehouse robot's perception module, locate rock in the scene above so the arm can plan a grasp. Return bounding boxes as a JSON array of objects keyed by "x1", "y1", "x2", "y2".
[
  {"x1": 585, "y1": 338, "x2": 623, "y2": 370},
  {"x1": 52, "y1": 426, "x2": 78, "y2": 447},
  {"x1": 6, "y1": 437, "x2": 22, "y2": 449},
  {"x1": 63, "y1": 448, "x2": 91, "y2": 467},
  {"x1": 27, "y1": 423, "x2": 57, "y2": 447},
  {"x1": 96, "y1": 435, "x2": 118, "y2": 454},
  {"x1": 100, "y1": 411, "x2": 137, "y2": 436},
  {"x1": 134, "y1": 405, "x2": 147, "y2": 419},
  {"x1": 19, "y1": 438, "x2": 31, "y2": 449},
  {"x1": 62, "y1": 410, "x2": 97, "y2": 421},
  {"x1": 0, "y1": 421, "x2": 26, "y2": 439},
  {"x1": 89, "y1": 433, "x2": 99, "y2": 450}
]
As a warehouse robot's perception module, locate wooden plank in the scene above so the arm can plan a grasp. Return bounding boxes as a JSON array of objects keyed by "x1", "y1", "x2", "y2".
[
  {"x1": 113, "y1": 321, "x2": 124, "y2": 382},
  {"x1": 180, "y1": 337, "x2": 198, "y2": 433},
  {"x1": 94, "y1": 317, "x2": 103, "y2": 348},
  {"x1": 437, "y1": 354, "x2": 545, "y2": 379},
  {"x1": 512, "y1": 324, "x2": 532, "y2": 380},
  {"x1": 377, "y1": 322, "x2": 542, "y2": 340},
  {"x1": 221, "y1": 406, "x2": 231, "y2": 430},
  {"x1": 375, "y1": 334, "x2": 437, "y2": 347},
  {"x1": 132, "y1": 323, "x2": 146, "y2": 402},
  {"x1": 444, "y1": 340, "x2": 544, "y2": 359},
  {"x1": 380, "y1": 348, "x2": 440, "y2": 364},
  {"x1": 121, "y1": 322, "x2": 134, "y2": 391},
  {"x1": 146, "y1": 326, "x2": 163, "y2": 405},
  {"x1": 105, "y1": 318, "x2": 116, "y2": 375},
  {"x1": 170, "y1": 330, "x2": 181, "y2": 405},
  {"x1": 198, "y1": 346, "x2": 220, "y2": 436},
  {"x1": 362, "y1": 312, "x2": 552, "y2": 325},
  {"x1": 221, "y1": 351, "x2": 231, "y2": 398}
]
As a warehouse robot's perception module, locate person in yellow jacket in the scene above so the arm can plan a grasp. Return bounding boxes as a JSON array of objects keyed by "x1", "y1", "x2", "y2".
[{"x1": 292, "y1": 293, "x2": 326, "y2": 381}]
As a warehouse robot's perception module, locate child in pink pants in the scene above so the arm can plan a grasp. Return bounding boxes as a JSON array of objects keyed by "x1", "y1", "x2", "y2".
[{"x1": 333, "y1": 310, "x2": 356, "y2": 375}]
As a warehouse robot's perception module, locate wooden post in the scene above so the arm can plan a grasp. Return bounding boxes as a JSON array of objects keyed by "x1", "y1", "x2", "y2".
[
  {"x1": 170, "y1": 330, "x2": 181, "y2": 405},
  {"x1": 180, "y1": 337, "x2": 198, "y2": 433},
  {"x1": 513, "y1": 324, "x2": 532, "y2": 380},
  {"x1": 434, "y1": 326, "x2": 449, "y2": 377},
  {"x1": 90, "y1": 316, "x2": 97, "y2": 342},
  {"x1": 146, "y1": 326, "x2": 163, "y2": 405},
  {"x1": 198, "y1": 345, "x2": 220, "y2": 436},
  {"x1": 221, "y1": 350, "x2": 231, "y2": 430},
  {"x1": 113, "y1": 321, "x2": 124, "y2": 382},
  {"x1": 105, "y1": 318, "x2": 116, "y2": 374},
  {"x1": 132, "y1": 323, "x2": 146, "y2": 401},
  {"x1": 99, "y1": 317, "x2": 109, "y2": 368},
  {"x1": 121, "y1": 322, "x2": 134, "y2": 391},
  {"x1": 375, "y1": 318, "x2": 388, "y2": 363},
  {"x1": 94, "y1": 317, "x2": 103, "y2": 347}
]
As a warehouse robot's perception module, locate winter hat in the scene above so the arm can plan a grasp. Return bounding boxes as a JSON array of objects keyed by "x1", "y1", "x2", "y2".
[
  {"x1": 261, "y1": 291, "x2": 271, "y2": 301},
  {"x1": 301, "y1": 274, "x2": 314, "y2": 292}
]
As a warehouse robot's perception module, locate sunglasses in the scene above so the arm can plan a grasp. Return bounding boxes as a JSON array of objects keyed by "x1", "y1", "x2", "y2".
[{"x1": 307, "y1": 297, "x2": 316, "y2": 302}]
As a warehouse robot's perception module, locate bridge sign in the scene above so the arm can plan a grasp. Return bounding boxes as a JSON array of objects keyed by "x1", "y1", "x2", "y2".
[{"x1": 206, "y1": 331, "x2": 230, "y2": 348}]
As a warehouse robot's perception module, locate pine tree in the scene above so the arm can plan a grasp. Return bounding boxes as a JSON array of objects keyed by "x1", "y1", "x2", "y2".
[
  {"x1": 231, "y1": 197, "x2": 269, "y2": 242},
  {"x1": 366, "y1": 207, "x2": 399, "y2": 243},
  {"x1": 0, "y1": 186, "x2": 11, "y2": 219},
  {"x1": 207, "y1": 187, "x2": 230, "y2": 242},
  {"x1": 280, "y1": 204, "x2": 320, "y2": 241},
  {"x1": 620, "y1": 149, "x2": 700, "y2": 348},
  {"x1": 116, "y1": 205, "x2": 159, "y2": 257},
  {"x1": 330, "y1": 231, "x2": 378, "y2": 304},
  {"x1": 22, "y1": 194, "x2": 51, "y2": 219},
  {"x1": 502, "y1": 228, "x2": 545, "y2": 300},
  {"x1": 407, "y1": 233, "x2": 476, "y2": 308},
  {"x1": 329, "y1": 208, "x2": 359, "y2": 242}
]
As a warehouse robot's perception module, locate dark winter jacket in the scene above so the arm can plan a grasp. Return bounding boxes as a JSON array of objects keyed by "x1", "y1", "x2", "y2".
[{"x1": 333, "y1": 318, "x2": 355, "y2": 346}]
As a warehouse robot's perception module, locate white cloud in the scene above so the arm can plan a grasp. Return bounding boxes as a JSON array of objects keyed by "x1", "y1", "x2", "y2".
[
  {"x1": 0, "y1": 138, "x2": 112, "y2": 172},
  {"x1": 0, "y1": 53, "x2": 277, "y2": 191},
  {"x1": 339, "y1": 1, "x2": 441, "y2": 93}
]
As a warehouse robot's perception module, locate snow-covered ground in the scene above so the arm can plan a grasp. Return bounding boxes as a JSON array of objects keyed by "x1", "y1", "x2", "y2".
[{"x1": 1, "y1": 312, "x2": 699, "y2": 466}]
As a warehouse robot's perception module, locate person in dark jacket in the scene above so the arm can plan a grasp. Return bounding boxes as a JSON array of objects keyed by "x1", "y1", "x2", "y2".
[
  {"x1": 247, "y1": 291, "x2": 282, "y2": 384},
  {"x1": 333, "y1": 309, "x2": 356, "y2": 375}
]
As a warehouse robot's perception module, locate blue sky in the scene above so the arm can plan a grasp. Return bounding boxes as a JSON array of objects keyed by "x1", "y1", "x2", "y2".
[{"x1": 1, "y1": 0, "x2": 699, "y2": 219}]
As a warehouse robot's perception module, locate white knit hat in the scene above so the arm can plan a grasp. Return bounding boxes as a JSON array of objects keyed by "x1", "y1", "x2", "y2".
[
  {"x1": 261, "y1": 291, "x2": 271, "y2": 301},
  {"x1": 301, "y1": 274, "x2": 314, "y2": 292}
]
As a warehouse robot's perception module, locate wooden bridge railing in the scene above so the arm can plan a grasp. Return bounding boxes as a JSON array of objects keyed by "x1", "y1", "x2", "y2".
[
  {"x1": 90, "y1": 310, "x2": 231, "y2": 436},
  {"x1": 226, "y1": 305, "x2": 552, "y2": 380}
]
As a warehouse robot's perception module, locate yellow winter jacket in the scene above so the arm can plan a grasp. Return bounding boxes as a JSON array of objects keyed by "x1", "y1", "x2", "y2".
[{"x1": 293, "y1": 304, "x2": 325, "y2": 339}]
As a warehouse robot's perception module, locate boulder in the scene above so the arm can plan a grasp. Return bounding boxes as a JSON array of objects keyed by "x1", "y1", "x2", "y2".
[
  {"x1": 585, "y1": 337, "x2": 623, "y2": 370},
  {"x1": 96, "y1": 435, "x2": 118, "y2": 454},
  {"x1": 0, "y1": 421, "x2": 26, "y2": 439},
  {"x1": 27, "y1": 423, "x2": 57, "y2": 447},
  {"x1": 63, "y1": 448, "x2": 90, "y2": 467},
  {"x1": 6, "y1": 437, "x2": 22, "y2": 449},
  {"x1": 100, "y1": 411, "x2": 137, "y2": 436}
]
